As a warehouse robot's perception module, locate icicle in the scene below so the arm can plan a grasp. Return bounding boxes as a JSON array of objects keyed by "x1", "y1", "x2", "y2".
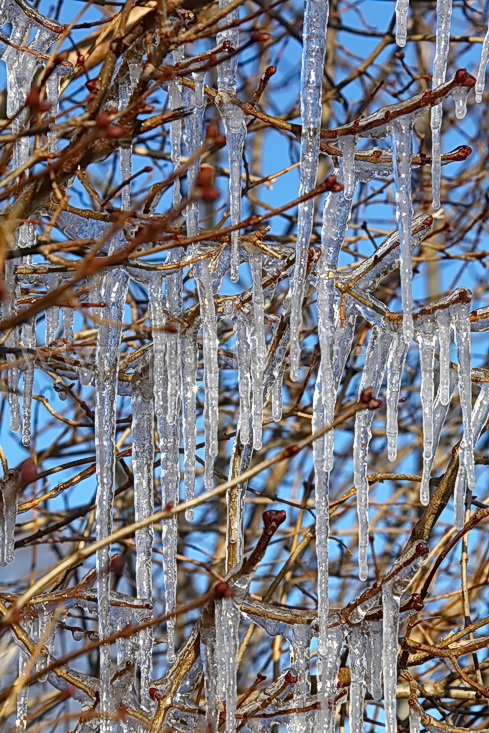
[
  {"x1": 289, "y1": 0, "x2": 330, "y2": 380},
  {"x1": 0, "y1": 469, "x2": 19, "y2": 566},
  {"x1": 430, "y1": 0, "x2": 452, "y2": 210},
  {"x1": 45, "y1": 275, "x2": 61, "y2": 345},
  {"x1": 472, "y1": 382, "x2": 489, "y2": 443},
  {"x1": 451, "y1": 85, "x2": 470, "y2": 119},
  {"x1": 338, "y1": 135, "x2": 356, "y2": 200},
  {"x1": 475, "y1": 25, "x2": 489, "y2": 103},
  {"x1": 317, "y1": 623, "x2": 344, "y2": 733},
  {"x1": 195, "y1": 258, "x2": 219, "y2": 490},
  {"x1": 436, "y1": 307, "x2": 452, "y2": 406},
  {"x1": 385, "y1": 328, "x2": 409, "y2": 462},
  {"x1": 289, "y1": 624, "x2": 311, "y2": 733},
  {"x1": 420, "y1": 369, "x2": 457, "y2": 504},
  {"x1": 236, "y1": 312, "x2": 252, "y2": 445},
  {"x1": 250, "y1": 252, "x2": 266, "y2": 449},
  {"x1": 62, "y1": 302, "x2": 74, "y2": 343},
  {"x1": 201, "y1": 616, "x2": 220, "y2": 731},
  {"x1": 409, "y1": 705, "x2": 421, "y2": 733},
  {"x1": 452, "y1": 298, "x2": 475, "y2": 528},
  {"x1": 17, "y1": 646, "x2": 29, "y2": 731},
  {"x1": 390, "y1": 116, "x2": 414, "y2": 343},
  {"x1": 94, "y1": 266, "x2": 129, "y2": 730},
  {"x1": 215, "y1": 595, "x2": 240, "y2": 733},
  {"x1": 354, "y1": 322, "x2": 392, "y2": 580},
  {"x1": 271, "y1": 375, "x2": 283, "y2": 421},
  {"x1": 382, "y1": 581, "x2": 400, "y2": 733},
  {"x1": 216, "y1": 0, "x2": 244, "y2": 281},
  {"x1": 182, "y1": 329, "x2": 198, "y2": 519},
  {"x1": 185, "y1": 69, "x2": 207, "y2": 237},
  {"x1": 395, "y1": 0, "x2": 410, "y2": 47},
  {"x1": 417, "y1": 317, "x2": 437, "y2": 506},
  {"x1": 216, "y1": 94, "x2": 246, "y2": 281},
  {"x1": 119, "y1": 67, "x2": 133, "y2": 212},
  {"x1": 225, "y1": 440, "x2": 253, "y2": 570},
  {"x1": 170, "y1": 47, "x2": 184, "y2": 206},
  {"x1": 131, "y1": 357, "x2": 155, "y2": 706},
  {"x1": 348, "y1": 626, "x2": 367, "y2": 733},
  {"x1": 366, "y1": 620, "x2": 383, "y2": 701},
  {"x1": 148, "y1": 273, "x2": 179, "y2": 662},
  {"x1": 21, "y1": 318, "x2": 35, "y2": 447}
]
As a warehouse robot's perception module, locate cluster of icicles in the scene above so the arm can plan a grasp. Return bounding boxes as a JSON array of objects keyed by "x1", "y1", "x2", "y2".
[{"x1": 0, "y1": 0, "x2": 489, "y2": 730}]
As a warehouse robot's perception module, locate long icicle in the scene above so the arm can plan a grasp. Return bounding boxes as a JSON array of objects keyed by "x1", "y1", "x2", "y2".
[
  {"x1": 289, "y1": 0, "x2": 330, "y2": 380},
  {"x1": 430, "y1": 0, "x2": 453, "y2": 211},
  {"x1": 391, "y1": 116, "x2": 415, "y2": 343},
  {"x1": 94, "y1": 267, "x2": 129, "y2": 731},
  {"x1": 217, "y1": 0, "x2": 246, "y2": 281},
  {"x1": 131, "y1": 357, "x2": 155, "y2": 707}
]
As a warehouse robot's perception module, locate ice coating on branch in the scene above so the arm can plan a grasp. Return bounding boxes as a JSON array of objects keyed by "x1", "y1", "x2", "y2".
[
  {"x1": 417, "y1": 317, "x2": 437, "y2": 505},
  {"x1": 386, "y1": 327, "x2": 409, "y2": 462},
  {"x1": 338, "y1": 136, "x2": 356, "y2": 200},
  {"x1": 452, "y1": 298, "x2": 475, "y2": 527},
  {"x1": 94, "y1": 267, "x2": 129, "y2": 730},
  {"x1": 395, "y1": 0, "x2": 410, "y2": 47},
  {"x1": 390, "y1": 116, "x2": 414, "y2": 342},
  {"x1": 289, "y1": 0, "x2": 330, "y2": 381},
  {"x1": 382, "y1": 581, "x2": 400, "y2": 733},
  {"x1": 354, "y1": 322, "x2": 392, "y2": 580},
  {"x1": 476, "y1": 25, "x2": 489, "y2": 103},
  {"x1": 131, "y1": 357, "x2": 155, "y2": 705},
  {"x1": 430, "y1": 0, "x2": 453, "y2": 210},
  {"x1": 0, "y1": 469, "x2": 19, "y2": 566}
]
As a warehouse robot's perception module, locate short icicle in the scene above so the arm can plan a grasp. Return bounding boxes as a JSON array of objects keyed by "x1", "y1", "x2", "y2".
[
  {"x1": 395, "y1": 0, "x2": 410, "y2": 47},
  {"x1": 475, "y1": 24, "x2": 489, "y2": 103}
]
